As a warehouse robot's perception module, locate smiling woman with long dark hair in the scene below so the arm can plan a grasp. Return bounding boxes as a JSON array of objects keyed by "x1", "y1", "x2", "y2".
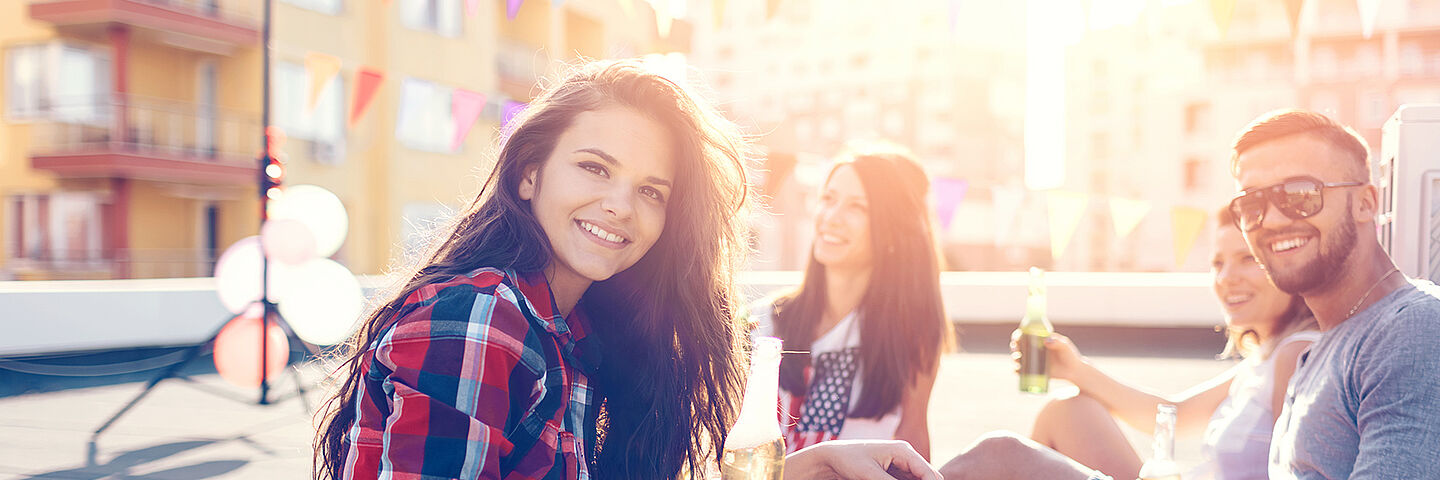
[
  {"x1": 751, "y1": 145, "x2": 950, "y2": 460},
  {"x1": 312, "y1": 60, "x2": 752, "y2": 480}
]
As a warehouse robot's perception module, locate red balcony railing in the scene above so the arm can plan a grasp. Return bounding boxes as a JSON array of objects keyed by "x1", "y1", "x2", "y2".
[
  {"x1": 27, "y1": 94, "x2": 261, "y2": 185},
  {"x1": 29, "y1": 0, "x2": 261, "y2": 50}
]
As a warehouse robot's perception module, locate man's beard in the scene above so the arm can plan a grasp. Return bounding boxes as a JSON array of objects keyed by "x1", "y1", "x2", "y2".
[{"x1": 1261, "y1": 197, "x2": 1358, "y2": 295}]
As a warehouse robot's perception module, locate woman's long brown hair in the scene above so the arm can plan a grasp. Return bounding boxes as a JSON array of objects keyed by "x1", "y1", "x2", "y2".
[
  {"x1": 773, "y1": 146, "x2": 950, "y2": 418},
  {"x1": 313, "y1": 60, "x2": 752, "y2": 479}
]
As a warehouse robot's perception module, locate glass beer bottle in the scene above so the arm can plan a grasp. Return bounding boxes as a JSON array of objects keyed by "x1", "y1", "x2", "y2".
[
  {"x1": 720, "y1": 336, "x2": 786, "y2": 480},
  {"x1": 1018, "y1": 267, "x2": 1053, "y2": 394},
  {"x1": 1137, "y1": 404, "x2": 1182, "y2": 480}
]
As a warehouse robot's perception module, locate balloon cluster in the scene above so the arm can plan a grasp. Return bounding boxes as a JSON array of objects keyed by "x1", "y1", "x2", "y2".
[{"x1": 211, "y1": 185, "x2": 364, "y2": 387}]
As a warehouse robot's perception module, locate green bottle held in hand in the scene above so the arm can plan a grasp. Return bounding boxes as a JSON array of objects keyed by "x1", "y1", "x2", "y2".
[{"x1": 1018, "y1": 267, "x2": 1052, "y2": 394}]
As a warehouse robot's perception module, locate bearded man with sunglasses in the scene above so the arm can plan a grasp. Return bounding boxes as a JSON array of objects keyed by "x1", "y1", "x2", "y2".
[{"x1": 1228, "y1": 109, "x2": 1440, "y2": 479}]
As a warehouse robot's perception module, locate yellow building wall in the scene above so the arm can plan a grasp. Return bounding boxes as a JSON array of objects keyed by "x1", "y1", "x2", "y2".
[{"x1": 0, "y1": 2, "x2": 62, "y2": 275}]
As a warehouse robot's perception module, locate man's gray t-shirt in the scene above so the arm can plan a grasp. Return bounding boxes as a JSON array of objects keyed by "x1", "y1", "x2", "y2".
[{"x1": 1269, "y1": 279, "x2": 1440, "y2": 479}]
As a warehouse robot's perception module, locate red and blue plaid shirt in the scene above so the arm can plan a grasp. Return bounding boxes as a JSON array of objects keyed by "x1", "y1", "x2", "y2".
[{"x1": 342, "y1": 268, "x2": 600, "y2": 480}]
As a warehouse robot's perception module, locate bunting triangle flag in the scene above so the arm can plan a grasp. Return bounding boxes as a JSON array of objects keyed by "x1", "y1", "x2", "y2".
[
  {"x1": 618, "y1": 0, "x2": 634, "y2": 18},
  {"x1": 656, "y1": 3, "x2": 673, "y2": 38},
  {"x1": 1171, "y1": 206, "x2": 1208, "y2": 268},
  {"x1": 1047, "y1": 191, "x2": 1089, "y2": 262},
  {"x1": 766, "y1": 0, "x2": 782, "y2": 20},
  {"x1": 349, "y1": 67, "x2": 384, "y2": 126},
  {"x1": 991, "y1": 185, "x2": 1025, "y2": 247},
  {"x1": 305, "y1": 52, "x2": 342, "y2": 112},
  {"x1": 1283, "y1": 0, "x2": 1305, "y2": 38},
  {"x1": 502, "y1": 100, "x2": 527, "y2": 133},
  {"x1": 949, "y1": 0, "x2": 961, "y2": 36},
  {"x1": 507, "y1": 0, "x2": 523, "y2": 20},
  {"x1": 450, "y1": 89, "x2": 486, "y2": 152},
  {"x1": 1108, "y1": 197, "x2": 1151, "y2": 240},
  {"x1": 465, "y1": 0, "x2": 479, "y2": 17},
  {"x1": 713, "y1": 0, "x2": 727, "y2": 29},
  {"x1": 1209, "y1": 0, "x2": 1236, "y2": 37},
  {"x1": 933, "y1": 177, "x2": 969, "y2": 233},
  {"x1": 1358, "y1": 0, "x2": 1383, "y2": 39}
]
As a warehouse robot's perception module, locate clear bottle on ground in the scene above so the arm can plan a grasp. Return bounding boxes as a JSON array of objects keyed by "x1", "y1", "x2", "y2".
[
  {"x1": 1137, "y1": 404, "x2": 1182, "y2": 480},
  {"x1": 720, "y1": 336, "x2": 786, "y2": 480},
  {"x1": 1018, "y1": 267, "x2": 1053, "y2": 394}
]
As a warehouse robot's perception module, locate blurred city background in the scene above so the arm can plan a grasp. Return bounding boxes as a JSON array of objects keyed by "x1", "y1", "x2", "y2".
[
  {"x1": 4, "y1": 0, "x2": 1440, "y2": 477},
  {"x1": 6, "y1": 0, "x2": 1440, "y2": 282}
]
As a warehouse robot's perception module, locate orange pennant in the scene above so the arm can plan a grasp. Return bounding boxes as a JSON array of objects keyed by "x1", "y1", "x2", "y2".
[
  {"x1": 1283, "y1": 0, "x2": 1305, "y2": 38},
  {"x1": 305, "y1": 52, "x2": 342, "y2": 112}
]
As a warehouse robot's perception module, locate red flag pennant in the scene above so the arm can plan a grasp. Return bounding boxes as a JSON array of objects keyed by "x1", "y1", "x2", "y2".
[{"x1": 349, "y1": 67, "x2": 384, "y2": 127}]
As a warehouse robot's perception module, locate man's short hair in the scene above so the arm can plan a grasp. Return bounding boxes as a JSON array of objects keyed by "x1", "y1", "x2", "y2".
[{"x1": 1230, "y1": 109, "x2": 1371, "y2": 182}]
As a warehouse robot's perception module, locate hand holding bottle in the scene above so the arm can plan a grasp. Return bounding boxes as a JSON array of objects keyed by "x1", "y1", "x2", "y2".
[{"x1": 1010, "y1": 332, "x2": 1089, "y2": 383}]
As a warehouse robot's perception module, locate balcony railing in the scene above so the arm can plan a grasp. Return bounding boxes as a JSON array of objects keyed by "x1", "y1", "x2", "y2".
[
  {"x1": 29, "y1": 0, "x2": 261, "y2": 49},
  {"x1": 27, "y1": 94, "x2": 261, "y2": 163},
  {"x1": 5, "y1": 248, "x2": 218, "y2": 280}
]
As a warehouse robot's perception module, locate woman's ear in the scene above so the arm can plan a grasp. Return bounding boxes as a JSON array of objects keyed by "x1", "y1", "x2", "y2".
[{"x1": 518, "y1": 163, "x2": 540, "y2": 201}]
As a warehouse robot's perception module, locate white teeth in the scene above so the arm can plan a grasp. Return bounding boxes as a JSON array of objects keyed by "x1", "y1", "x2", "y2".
[
  {"x1": 1271, "y1": 237, "x2": 1307, "y2": 252},
  {"x1": 820, "y1": 234, "x2": 844, "y2": 244},
  {"x1": 1226, "y1": 294, "x2": 1252, "y2": 304},
  {"x1": 580, "y1": 221, "x2": 626, "y2": 243}
]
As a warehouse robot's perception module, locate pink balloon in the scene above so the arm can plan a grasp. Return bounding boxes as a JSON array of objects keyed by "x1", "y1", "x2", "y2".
[
  {"x1": 212, "y1": 312, "x2": 290, "y2": 388},
  {"x1": 213, "y1": 237, "x2": 289, "y2": 313},
  {"x1": 261, "y1": 219, "x2": 318, "y2": 265}
]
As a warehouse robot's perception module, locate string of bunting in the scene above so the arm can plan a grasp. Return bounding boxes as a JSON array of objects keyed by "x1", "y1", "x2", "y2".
[{"x1": 929, "y1": 181, "x2": 1213, "y2": 268}]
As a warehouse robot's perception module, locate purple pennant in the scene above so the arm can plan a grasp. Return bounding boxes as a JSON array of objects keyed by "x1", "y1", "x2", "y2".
[
  {"x1": 933, "y1": 177, "x2": 968, "y2": 232},
  {"x1": 502, "y1": 100, "x2": 527, "y2": 133},
  {"x1": 507, "y1": 0, "x2": 523, "y2": 20},
  {"x1": 949, "y1": 0, "x2": 961, "y2": 35}
]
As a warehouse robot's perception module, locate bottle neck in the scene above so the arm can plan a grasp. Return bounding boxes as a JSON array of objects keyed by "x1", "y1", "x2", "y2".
[
  {"x1": 1151, "y1": 409, "x2": 1177, "y2": 461},
  {"x1": 1021, "y1": 295, "x2": 1050, "y2": 331},
  {"x1": 727, "y1": 338, "x2": 783, "y2": 449}
]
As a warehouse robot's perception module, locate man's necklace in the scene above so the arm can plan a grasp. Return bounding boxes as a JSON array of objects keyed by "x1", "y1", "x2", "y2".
[{"x1": 1348, "y1": 269, "x2": 1401, "y2": 318}]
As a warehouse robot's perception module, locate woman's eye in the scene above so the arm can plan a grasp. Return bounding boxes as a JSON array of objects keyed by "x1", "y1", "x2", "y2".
[
  {"x1": 641, "y1": 187, "x2": 666, "y2": 203},
  {"x1": 580, "y1": 162, "x2": 608, "y2": 177}
]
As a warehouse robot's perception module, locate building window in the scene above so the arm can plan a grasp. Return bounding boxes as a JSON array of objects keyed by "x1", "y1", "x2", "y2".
[
  {"x1": 273, "y1": 61, "x2": 346, "y2": 159},
  {"x1": 395, "y1": 77, "x2": 456, "y2": 153},
  {"x1": 400, "y1": 0, "x2": 462, "y2": 38},
  {"x1": 6, "y1": 193, "x2": 105, "y2": 265},
  {"x1": 5, "y1": 42, "x2": 110, "y2": 124},
  {"x1": 282, "y1": 0, "x2": 342, "y2": 14}
]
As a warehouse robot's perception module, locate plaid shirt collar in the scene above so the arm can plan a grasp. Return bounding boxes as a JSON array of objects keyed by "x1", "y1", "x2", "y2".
[{"x1": 504, "y1": 269, "x2": 601, "y2": 375}]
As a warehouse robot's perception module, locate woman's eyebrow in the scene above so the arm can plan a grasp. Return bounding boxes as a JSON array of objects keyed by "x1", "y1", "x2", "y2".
[{"x1": 576, "y1": 148, "x2": 671, "y2": 187}]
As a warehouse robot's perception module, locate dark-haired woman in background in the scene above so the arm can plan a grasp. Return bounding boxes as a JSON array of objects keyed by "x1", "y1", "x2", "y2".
[{"x1": 752, "y1": 145, "x2": 950, "y2": 460}]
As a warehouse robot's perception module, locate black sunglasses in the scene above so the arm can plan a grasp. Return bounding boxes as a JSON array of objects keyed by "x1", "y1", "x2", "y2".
[{"x1": 1228, "y1": 176, "x2": 1365, "y2": 232}]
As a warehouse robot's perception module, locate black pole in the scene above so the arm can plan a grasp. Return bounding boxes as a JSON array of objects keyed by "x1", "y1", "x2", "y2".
[{"x1": 258, "y1": 0, "x2": 273, "y2": 405}]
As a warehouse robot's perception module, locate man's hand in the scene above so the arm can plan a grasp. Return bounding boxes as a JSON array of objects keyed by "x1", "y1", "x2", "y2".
[{"x1": 783, "y1": 440, "x2": 942, "y2": 480}]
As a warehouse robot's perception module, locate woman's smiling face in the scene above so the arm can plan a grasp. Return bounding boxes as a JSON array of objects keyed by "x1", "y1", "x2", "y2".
[
  {"x1": 520, "y1": 105, "x2": 675, "y2": 290},
  {"x1": 1212, "y1": 223, "x2": 1293, "y2": 337}
]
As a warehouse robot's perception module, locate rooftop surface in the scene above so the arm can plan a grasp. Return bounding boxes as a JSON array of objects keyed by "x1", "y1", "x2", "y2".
[{"x1": 0, "y1": 327, "x2": 1230, "y2": 479}]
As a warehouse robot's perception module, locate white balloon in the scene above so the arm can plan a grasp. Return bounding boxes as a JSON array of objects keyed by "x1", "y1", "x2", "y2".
[
  {"x1": 276, "y1": 258, "x2": 364, "y2": 346},
  {"x1": 268, "y1": 185, "x2": 348, "y2": 258},
  {"x1": 213, "y1": 236, "x2": 291, "y2": 313},
  {"x1": 261, "y1": 218, "x2": 318, "y2": 265}
]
